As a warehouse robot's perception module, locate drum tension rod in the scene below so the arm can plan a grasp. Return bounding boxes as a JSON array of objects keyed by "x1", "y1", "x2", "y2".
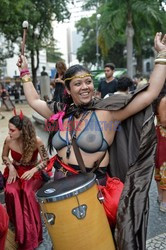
[
  {"x1": 44, "y1": 213, "x2": 55, "y2": 225},
  {"x1": 72, "y1": 194, "x2": 87, "y2": 220},
  {"x1": 41, "y1": 202, "x2": 56, "y2": 225},
  {"x1": 96, "y1": 179, "x2": 105, "y2": 203}
]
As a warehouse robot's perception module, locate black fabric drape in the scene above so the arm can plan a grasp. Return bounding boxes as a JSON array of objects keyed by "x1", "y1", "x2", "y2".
[
  {"x1": 111, "y1": 104, "x2": 156, "y2": 250},
  {"x1": 91, "y1": 85, "x2": 156, "y2": 250}
]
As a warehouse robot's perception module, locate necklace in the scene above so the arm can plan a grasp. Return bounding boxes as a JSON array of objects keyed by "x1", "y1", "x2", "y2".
[{"x1": 66, "y1": 110, "x2": 91, "y2": 158}]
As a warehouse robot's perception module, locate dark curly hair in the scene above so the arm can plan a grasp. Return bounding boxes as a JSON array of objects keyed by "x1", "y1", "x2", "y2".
[
  {"x1": 117, "y1": 76, "x2": 133, "y2": 92},
  {"x1": 9, "y1": 115, "x2": 37, "y2": 164}
]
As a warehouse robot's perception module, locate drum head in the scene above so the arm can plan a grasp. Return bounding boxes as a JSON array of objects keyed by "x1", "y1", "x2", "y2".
[{"x1": 36, "y1": 173, "x2": 96, "y2": 202}]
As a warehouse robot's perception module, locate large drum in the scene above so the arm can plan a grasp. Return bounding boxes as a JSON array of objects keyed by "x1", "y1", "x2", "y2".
[{"x1": 36, "y1": 173, "x2": 115, "y2": 250}]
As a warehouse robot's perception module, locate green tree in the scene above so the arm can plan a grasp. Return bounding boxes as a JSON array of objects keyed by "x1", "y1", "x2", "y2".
[
  {"x1": 0, "y1": 0, "x2": 70, "y2": 85},
  {"x1": 46, "y1": 41, "x2": 63, "y2": 63},
  {"x1": 98, "y1": 0, "x2": 165, "y2": 76},
  {"x1": 76, "y1": 16, "x2": 100, "y2": 68},
  {"x1": 76, "y1": 15, "x2": 125, "y2": 68},
  {"x1": 80, "y1": 0, "x2": 166, "y2": 76}
]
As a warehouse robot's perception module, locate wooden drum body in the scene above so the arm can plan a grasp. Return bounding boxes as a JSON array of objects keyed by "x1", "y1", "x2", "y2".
[{"x1": 36, "y1": 173, "x2": 115, "y2": 250}]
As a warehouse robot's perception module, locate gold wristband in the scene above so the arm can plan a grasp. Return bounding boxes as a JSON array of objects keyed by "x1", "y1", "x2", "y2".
[
  {"x1": 156, "y1": 51, "x2": 166, "y2": 59},
  {"x1": 22, "y1": 76, "x2": 32, "y2": 83},
  {"x1": 155, "y1": 61, "x2": 166, "y2": 65}
]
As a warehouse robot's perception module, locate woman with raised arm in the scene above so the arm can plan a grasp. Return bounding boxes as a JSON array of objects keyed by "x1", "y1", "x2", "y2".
[
  {"x1": 2, "y1": 114, "x2": 49, "y2": 250},
  {"x1": 17, "y1": 32, "x2": 166, "y2": 250}
]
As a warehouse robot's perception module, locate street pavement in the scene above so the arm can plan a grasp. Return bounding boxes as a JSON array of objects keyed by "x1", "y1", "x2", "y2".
[{"x1": 0, "y1": 102, "x2": 166, "y2": 249}]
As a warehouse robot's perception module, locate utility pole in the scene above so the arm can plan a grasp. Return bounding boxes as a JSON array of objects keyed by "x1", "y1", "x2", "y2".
[
  {"x1": 126, "y1": 21, "x2": 134, "y2": 78},
  {"x1": 96, "y1": 13, "x2": 101, "y2": 70}
]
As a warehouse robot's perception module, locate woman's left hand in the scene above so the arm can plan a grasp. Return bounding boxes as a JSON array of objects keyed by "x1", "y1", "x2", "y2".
[
  {"x1": 154, "y1": 32, "x2": 166, "y2": 52},
  {"x1": 21, "y1": 169, "x2": 36, "y2": 180}
]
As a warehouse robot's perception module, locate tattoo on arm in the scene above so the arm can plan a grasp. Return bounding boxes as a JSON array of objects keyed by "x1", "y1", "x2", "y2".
[
  {"x1": 40, "y1": 145, "x2": 49, "y2": 161},
  {"x1": 37, "y1": 145, "x2": 49, "y2": 170},
  {"x1": 2, "y1": 157, "x2": 12, "y2": 168},
  {"x1": 2, "y1": 139, "x2": 12, "y2": 168}
]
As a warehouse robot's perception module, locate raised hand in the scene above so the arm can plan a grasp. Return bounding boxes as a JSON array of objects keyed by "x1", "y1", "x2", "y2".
[
  {"x1": 154, "y1": 32, "x2": 166, "y2": 53},
  {"x1": 17, "y1": 55, "x2": 29, "y2": 71}
]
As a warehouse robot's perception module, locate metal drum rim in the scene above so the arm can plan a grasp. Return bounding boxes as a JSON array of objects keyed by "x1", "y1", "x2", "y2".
[{"x1": 37, "y1": 174, "x2": 96, "y2": 203}]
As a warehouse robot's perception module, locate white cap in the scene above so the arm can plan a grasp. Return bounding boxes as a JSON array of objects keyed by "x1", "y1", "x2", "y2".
[{"x1": 22, "y1": 21, "x2": 29, "y2": 29}]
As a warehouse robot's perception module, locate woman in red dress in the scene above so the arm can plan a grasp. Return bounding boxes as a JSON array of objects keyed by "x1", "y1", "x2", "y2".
[{"x1": 2, "y1": 114, "x2": 49, "y2": 250}]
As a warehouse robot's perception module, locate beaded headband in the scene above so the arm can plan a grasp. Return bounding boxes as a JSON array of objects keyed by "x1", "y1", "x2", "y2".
[{"x1": 64, "y1": 73, "x2": 92, "y2": 82}]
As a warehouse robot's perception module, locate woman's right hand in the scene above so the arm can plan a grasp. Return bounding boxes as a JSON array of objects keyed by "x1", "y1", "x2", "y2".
[
  {"x1": 7, "y1": 166, "x2": 18, "y2": 184},
  {"x1": 17, "y1": 55, "x2": 28, "y2": 72}
]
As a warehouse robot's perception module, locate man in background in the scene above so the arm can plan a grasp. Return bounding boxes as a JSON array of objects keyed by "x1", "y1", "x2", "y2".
[
  {"x1": 41, "y1": 66, "x2": 48, "y2": 76},
  {"x1": 97, "y1": 63, "x2": 118, "y2": 98}
]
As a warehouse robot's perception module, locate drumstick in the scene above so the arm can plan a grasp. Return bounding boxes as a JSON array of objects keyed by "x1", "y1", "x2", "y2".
[{"x1": 21, "y1": 21, "x2": 29, "y2": 55}]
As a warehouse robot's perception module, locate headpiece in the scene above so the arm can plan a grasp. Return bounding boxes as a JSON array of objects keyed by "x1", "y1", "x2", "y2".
[
  {"x1": 13, "y1": 108, "x2": 24, "y2": 120},
  {"x1": 64, "y1": 73, "x2": 92, "y2": 82}
]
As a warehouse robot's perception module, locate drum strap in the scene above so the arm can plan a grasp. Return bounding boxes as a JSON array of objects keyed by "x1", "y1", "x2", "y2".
[
  {"x1": 91, "y1": 151, "x2": 106, "y2": 173},
  {"x1": 72, "y1": 136, "x2": 87, "y2": 173},
  {"x1": 71, "y1": 117, "x2": 106, "y2": 174}
]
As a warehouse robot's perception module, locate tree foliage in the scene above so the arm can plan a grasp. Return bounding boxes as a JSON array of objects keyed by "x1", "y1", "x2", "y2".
[
  {"x1": 46, "y1": 41, "x2": 63, "y2": 63},
  {"x1": 76, "y1": 15, "x2": 125, "y2": 68},
  {"x1": 77, "y1": 0, "x2": 166, "y2": 72},
  {"x1": 0, "y1": 0, "x2": 70, "y2": 84},
  {"x1": 98, "y1": 0, "x2": 165, "y2": 52},
  {"x1": 76, "y1": 16, "x2": 99, "y2": 67}
]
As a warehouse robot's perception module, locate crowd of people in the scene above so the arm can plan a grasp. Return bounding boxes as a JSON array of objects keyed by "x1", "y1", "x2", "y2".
[{"x1": 0, "y1": 32, "x2": 165, "y2": 250}]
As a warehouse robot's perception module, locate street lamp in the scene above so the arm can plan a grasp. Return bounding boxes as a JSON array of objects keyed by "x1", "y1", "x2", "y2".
[{"x1": 96, "y1": 13, "x2": 101, "y2": 70}]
